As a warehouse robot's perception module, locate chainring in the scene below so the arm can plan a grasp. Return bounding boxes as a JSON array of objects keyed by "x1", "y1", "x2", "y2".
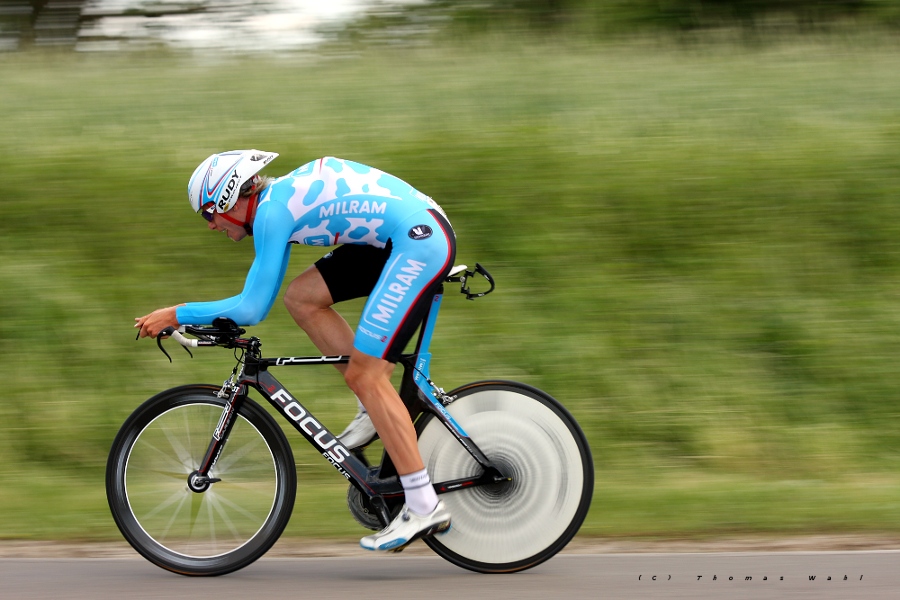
[{"x1": 346, "y1": 485, "x2": 384, "y2": 531}]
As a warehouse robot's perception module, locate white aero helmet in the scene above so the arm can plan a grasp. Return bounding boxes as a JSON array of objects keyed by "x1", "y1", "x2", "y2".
[{"x1": 188, "y1": 150, "x2": 279, "y2": 215}]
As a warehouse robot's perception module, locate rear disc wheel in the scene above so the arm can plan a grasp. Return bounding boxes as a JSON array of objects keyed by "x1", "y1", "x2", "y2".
[{"x1": 416, "y1": 381, "x2": 593, "y2": 573}]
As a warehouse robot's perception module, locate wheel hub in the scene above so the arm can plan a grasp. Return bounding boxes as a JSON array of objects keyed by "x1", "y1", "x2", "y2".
[
  {"x1": 476, "y1": 458, "x2": 518, "y2": 500},
  {"x1": 187, "y1": 470, "x2": 220, "y2": 493}
]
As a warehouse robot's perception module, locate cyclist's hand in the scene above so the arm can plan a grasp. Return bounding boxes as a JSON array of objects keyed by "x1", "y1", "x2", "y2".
[{"x1": 135, "y1": 305, "x2": 182, "y2": 339}]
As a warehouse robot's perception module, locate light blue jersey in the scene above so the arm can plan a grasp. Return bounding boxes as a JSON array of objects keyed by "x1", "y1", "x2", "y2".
[
  {"x1": 277, "y1": 157, "x2": 447, "y2": 248},
  {"x1": 176, "y1": 157, "x2": 455, "y2": 360}
]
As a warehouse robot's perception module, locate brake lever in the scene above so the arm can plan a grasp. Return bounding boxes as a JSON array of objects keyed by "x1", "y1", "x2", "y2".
[{"x1": 155, "y1": 326, "x2": 193, "y2": 362}]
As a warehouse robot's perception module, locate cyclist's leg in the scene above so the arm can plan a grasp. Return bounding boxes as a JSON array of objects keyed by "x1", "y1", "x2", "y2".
[
  {"x1": 283, "y1": 265, "x2": 353, "y2": 374},
  {"x1": 344, "y1": 350, "x2": 420, "y2": 470},
  {"x1": 345, "y1": 349, "x2": 452, "y2": 551},
  {"x1": 347, "y1": 210, "x2": 456, "y2": 551},
  {"x1": 283, "y1": 244, "x2": 391, "y2": 448}
]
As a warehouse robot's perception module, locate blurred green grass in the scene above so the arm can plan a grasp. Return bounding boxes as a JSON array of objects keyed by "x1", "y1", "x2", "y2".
[{"x1": 2, "y1": 34, "x2": 900, "y2": 541}]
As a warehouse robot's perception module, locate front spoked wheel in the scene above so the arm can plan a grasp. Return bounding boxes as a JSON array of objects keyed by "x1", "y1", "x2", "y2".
[
  {"x1": 106, "y1": 385, "x2": 296, "y2": 576},
  {"x1": 416, "y1": 381, "x2": 593, "y2": 573}
]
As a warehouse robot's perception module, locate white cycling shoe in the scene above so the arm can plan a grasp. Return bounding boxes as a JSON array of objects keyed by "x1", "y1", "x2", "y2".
[
  {"x1": 360, "y1": 501, "x2": 452, "y2": 552},
  {"x1": 337, "y1": 408, "x2": 377, "y2": 449}
]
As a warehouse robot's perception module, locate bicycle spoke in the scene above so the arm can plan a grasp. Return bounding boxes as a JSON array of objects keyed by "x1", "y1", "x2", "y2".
[
  {"x1": 162, "y1": 423, "x2": 196, "y2": 470},
  {"x1": 209, "y1": 494, "x2": 246, "y2": 542},
  {"x1": 135, "y1": 485, "x2": 189, "y2": 522},
  {"x1": 156, "y1": 490, "x2": 191, "y2": 543},
  {"x1": 204, "y1": 493, "x2": 217, "y2": 554},
  {"x1": 214, "y1": 434, "x2": 264, "y2": 473},
  {"x1": 190, "y1": 485, "x2": 204, "y2": 539},
  {"x1": 212, "y1": 489, "x2": 270, "y2": 524},
  {"x1": 137, "y1": 439, "x2": 195, "y2": 475}
]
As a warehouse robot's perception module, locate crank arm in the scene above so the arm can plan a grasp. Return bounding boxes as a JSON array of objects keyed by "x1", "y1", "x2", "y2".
[{"x1": 433, "y1": 468, "x2": 511, "y2": 495}]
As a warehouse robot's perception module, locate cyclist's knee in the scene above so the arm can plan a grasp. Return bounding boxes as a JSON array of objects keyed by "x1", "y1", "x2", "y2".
[
  {"x1": 343, "y1": 362, "x2": 373, "y2": 397},
  {"x1": 343, "y1": 354, "x2": 391, "y2": 398}
]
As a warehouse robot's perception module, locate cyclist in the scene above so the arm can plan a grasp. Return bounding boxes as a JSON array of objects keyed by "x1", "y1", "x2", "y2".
[{"x1": 135, "y1": 150, "x2": 455, "y2": 551}]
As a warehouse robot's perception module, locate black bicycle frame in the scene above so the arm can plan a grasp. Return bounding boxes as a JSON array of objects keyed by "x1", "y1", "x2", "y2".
[{"x1": 193, "y1": 277, "x2": 506, "y2": 528}]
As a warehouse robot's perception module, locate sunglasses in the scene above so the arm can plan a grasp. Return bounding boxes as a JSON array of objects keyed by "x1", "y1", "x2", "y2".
[{"x1": 201, "y1": 203, "x2": 216, "y2": 222}]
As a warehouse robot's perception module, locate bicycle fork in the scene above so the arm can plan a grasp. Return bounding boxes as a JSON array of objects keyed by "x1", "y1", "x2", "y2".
[{"x1": 189, "y1": 375, "x2": 247, "y2": 493}]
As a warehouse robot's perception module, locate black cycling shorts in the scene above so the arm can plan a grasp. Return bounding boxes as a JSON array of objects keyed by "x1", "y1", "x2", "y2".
[{"x1": 314, "y1": 240, "x2": 393, "y2": 304}]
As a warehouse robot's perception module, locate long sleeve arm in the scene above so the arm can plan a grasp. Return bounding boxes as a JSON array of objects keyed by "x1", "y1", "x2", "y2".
[{"x1": 176, "y1": 201, "x2": 294, "y2": 326}]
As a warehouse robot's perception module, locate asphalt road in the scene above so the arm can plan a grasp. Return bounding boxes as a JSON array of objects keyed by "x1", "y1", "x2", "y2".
[{"x1": 2, "y1": 551, "x2": 899, "y2": 600}]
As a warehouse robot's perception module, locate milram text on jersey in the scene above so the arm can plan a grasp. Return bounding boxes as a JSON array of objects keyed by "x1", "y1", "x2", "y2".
[{"x1": 175, "y1": 157, "x2": 449, "y2": 327}]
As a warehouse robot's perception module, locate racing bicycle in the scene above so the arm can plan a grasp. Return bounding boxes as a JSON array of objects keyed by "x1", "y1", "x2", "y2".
[{"x1": 106, "y1": 264, "x2": 594, "y2": 576}]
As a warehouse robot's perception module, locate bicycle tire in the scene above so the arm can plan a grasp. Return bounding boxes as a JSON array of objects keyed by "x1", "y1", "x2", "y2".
[
  {"x1": 106, "y1": 385, "x2": 296, "y2": 576},
  {"x1": 417, "y1": 381, "x2": 593, "y2": 573}
]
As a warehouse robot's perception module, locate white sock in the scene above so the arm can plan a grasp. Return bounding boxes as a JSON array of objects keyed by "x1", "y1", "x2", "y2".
[
  {"x1": 400, "y1": 469, "x2": 439, "y2": 515},
  {"x1": 355, "y1": 396, "x2": 367, "y2": 414}
]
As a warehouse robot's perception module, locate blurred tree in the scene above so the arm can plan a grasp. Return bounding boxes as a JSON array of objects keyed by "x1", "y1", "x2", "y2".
[
  {"x1": 0, "y1": 1, "x2": 85, "y2": 49},
  {"x1": 0, "y1": 0, "x2": 266, "y2": 50},
  {"x1": 374, "y1": 0, "x2": 894, "y2": 33},
  {"x1": 5, "y1": 0, "x2": 898, "y2": 52}
]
